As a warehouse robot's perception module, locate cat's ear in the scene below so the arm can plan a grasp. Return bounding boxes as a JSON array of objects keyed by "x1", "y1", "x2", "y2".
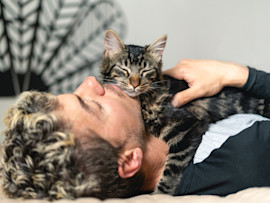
[
  {"x1": 147, "y1": 35, "x2": 167, "y2": 61},
  {"x1": 104, "y1": 30, "x2": 125, "y2": 58}
]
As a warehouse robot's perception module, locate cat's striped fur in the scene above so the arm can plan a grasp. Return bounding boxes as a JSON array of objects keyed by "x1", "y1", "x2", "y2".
[{"x1": 100, "y1": 30, "x2": 270, "y2": 195}]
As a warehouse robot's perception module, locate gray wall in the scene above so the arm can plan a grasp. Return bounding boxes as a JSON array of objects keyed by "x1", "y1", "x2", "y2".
[
  {"x1": 117, "y1": 0, "x2": 270, "y2": 72},
  {"x1": 1, "y1": 0, "x2": 270, "y2": 141},
  {"x1": 0, "y1": 97, "x2": 16, "y2": 142}
]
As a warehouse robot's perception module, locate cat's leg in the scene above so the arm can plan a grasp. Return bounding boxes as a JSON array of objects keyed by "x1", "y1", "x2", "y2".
[
  {"x1": 154, "y1": 121, "x2": 208, "y2": 194},
  {"x1": 154, "y1": 148, "x2": 195, "y2": 194}
]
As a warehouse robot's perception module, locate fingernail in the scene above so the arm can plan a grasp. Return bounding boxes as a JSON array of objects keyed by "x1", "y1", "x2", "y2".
[{"x1": 171, "y1": 98, "x2": 178, "y2": 108}]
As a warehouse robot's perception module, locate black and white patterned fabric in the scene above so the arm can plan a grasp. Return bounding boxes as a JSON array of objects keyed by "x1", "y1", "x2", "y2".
[{"x1": 0, "y1": 0, "x2": 127, "y2": 96}]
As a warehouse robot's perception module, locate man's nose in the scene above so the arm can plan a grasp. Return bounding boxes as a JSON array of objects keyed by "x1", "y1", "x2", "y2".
[{"x1": 74, "y1": 76, "x2": 105, "y2": 96}]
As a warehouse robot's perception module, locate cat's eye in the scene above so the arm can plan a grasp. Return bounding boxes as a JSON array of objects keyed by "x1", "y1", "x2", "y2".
[
  {"x1": 141, "y1": 69, "x2": 155, "y2": 75},
  {"x1": 121, "y1": 68, "x2": 129, "y2": 76},
  {"x1": 141, "y1": 69, "x2": 157, "y2": 78},
  {"x1": 114, "y1": 66, "x2": 129, "y2": 77}
]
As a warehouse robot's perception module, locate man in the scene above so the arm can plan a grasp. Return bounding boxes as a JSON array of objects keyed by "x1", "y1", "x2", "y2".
[
  {"x1": 1, "y1": 60, "x2": 270, "y2": 200},
  {"x1": 1, "y1": 75, "x2": 168, "y2": 199}
]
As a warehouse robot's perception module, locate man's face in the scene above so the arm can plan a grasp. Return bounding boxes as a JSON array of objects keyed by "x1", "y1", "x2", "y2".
[{"x1": 56, "y1": 76, "x2": 144, "y2": 148}]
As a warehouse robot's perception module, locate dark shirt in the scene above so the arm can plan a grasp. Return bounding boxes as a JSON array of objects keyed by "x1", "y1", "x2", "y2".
[
  {"x1": 175, "y1": 67, "x2": 270, "y2": 196},
  {"x1": 243, "y1": 67, "x2": 270, "y2": 100}
]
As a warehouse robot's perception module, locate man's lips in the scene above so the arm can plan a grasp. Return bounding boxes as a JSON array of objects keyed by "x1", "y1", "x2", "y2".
[
  {"x1": 109, "y1": 84, "x2": 123, "y2": 93},
  {"x1": 104, "y1": 84, "x2": 126, "y2": 98}
]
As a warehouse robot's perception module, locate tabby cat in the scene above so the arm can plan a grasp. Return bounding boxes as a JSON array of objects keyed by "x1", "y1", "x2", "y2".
[{"x1": 100, "y1": 30, "x2": 270, "y2": 195}]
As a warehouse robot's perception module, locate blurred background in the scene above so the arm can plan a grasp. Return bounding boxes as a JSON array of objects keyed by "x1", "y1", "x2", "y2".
[{"x1": 0, "y1": 0, "x2": 270, "y2": 140}]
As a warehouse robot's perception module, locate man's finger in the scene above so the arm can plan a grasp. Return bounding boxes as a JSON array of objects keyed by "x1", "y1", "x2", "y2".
[
  {"x1": 163, "y1": 67, "x2": 176, "y2": 76},
  {"x1": 163, "y1": 67, "x2": 184, "y2": 80},
  {"x1": 171, "y1": 88, "x2": 201, "y2": 107}
]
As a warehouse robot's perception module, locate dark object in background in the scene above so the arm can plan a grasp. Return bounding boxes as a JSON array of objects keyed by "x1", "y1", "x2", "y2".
[
  {"x1": 0, "y1": 70, "x2": 47, "y2": 96},
  {"x1": 0, "y1": 0, "x2": 127, "y2": 96}
]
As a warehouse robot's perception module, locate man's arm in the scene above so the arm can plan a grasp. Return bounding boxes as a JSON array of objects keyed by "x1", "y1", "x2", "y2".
[
  {"x1": 242, "y1": 67, "x2": 270, "y2": 100},
  {"x1": 164, "y1": 59, "x2": 262, "y2": 107}
]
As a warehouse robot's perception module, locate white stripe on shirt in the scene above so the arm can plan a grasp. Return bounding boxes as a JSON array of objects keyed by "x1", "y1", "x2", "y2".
[{"x1": 193, "y1": 114, "x2": 270, "y2": 164}]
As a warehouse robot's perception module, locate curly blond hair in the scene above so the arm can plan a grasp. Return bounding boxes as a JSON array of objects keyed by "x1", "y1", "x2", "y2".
[{"x1": 1, "y1": 91, "x2": 144, "y2": 200}]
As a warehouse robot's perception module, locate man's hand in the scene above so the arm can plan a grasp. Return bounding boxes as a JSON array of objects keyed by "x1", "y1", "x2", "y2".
[{"x1": 164, "y1": 59, "x2": 249, "y2": 107}]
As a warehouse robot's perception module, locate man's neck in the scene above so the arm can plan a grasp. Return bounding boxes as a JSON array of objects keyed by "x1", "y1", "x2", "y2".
[{"x1": 141, "y1": 134, "x2": 168, "y2": 191}]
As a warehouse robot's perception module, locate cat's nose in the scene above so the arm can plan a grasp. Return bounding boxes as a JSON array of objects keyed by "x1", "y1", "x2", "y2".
[
  {"x1": 131, "y1": 81, "x2": 140, "y2": 88},
  {"x1": 129, "y1": 77, "x2": 140, "y2": 88}
]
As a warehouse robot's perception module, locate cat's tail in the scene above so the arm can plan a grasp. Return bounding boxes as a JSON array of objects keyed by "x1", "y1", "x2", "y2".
[
  {"x1": 204, "y1": 88, "x2": 270, "y2": 122},
  {"x1": 245, "y1": 97, "x2": 270, "y2": 119},
  {"x1": 261, "y1": 99, "x2": 270, "y2": 118}
]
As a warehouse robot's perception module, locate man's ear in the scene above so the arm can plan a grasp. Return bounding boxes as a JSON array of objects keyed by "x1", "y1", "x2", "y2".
[
  {"x1": 104, "y1": 30, "x2": 125, "y2": 58},
  {"x1": 118, "y1": 148, "x2": 143, "y2": 178}
]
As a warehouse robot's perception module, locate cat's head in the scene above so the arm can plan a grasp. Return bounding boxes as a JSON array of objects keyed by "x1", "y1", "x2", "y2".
[{"x1": 100, "y1": 30, "x2": 167, "y2": 97}]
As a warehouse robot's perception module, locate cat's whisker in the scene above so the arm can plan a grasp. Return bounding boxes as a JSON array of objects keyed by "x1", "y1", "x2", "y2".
[
  {"x1": 102, "y1": 79, "x2": 117, "y2": 84},
  {"x1": 152, "y1": 80, "x2": 167, "y2": 84},
  {"x1": 149, "y1": 86, "x2": 163, "y2": 89},
  {"x1": 151, "y1": 81, "x2": 167, "y2": 86}
]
